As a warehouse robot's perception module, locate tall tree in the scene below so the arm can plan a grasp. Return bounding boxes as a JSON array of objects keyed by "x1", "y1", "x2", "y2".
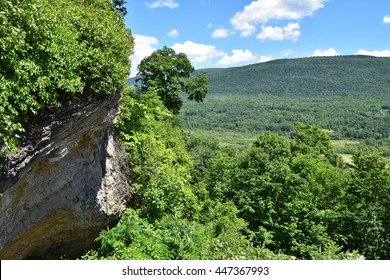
[
  {"x1": 136, "y1": 46, "x2": 208, "y2": 114},
  {"x1": 292, "y1": 122, "x2": 341, "y2": 166},
  {"x1": 345, "y1": 150, "x2": 390, "y2": 259}
]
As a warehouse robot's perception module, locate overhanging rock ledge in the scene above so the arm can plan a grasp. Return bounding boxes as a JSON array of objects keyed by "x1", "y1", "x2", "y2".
[{"x1": 0, "y1": 93, "x2": 132, "y2": 259}]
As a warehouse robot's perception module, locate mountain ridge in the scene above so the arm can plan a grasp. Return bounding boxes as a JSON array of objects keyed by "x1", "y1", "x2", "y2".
[
  {"x1": 129, "y1": 55, "x2": 390, "y2": 98},
  {"x1": 200, "y1": 55, "x2": 390, "y2": 97}
]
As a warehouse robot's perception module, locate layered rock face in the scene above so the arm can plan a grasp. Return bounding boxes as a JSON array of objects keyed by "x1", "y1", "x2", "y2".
[{"x1": 0, "y1": 94, "x2": 132, "y2": 259}]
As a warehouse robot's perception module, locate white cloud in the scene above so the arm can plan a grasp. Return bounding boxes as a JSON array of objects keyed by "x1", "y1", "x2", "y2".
[
  {"x1": 171, "y1": 41, "x2": 225, "y2": 63},
  {"x1": 217, "y1": 50, "x2": 257, "y2": 66},
  {"x1": 257, "y1": 23, "x2": 301, "y2": 41},
  {"x1": 167, "y1": 29, "x2": 179, "y2": 38},
  {"x1": 259, "y1": 55, "x2": 273, "y2": 63},
  {"x1": 311, "y1": 48, "x2": 340, "y2": 57},
  {"x1": 146, "y1": 0, "x2": 179, "y2": 9},
  {"x1": 281, "y1": 49, "x2": 294, "y2": 56},
  {"x1": 212, "y1": 28, "x2": 234, "y2": 38},
  {"x1": 383, "y1": 15, "x2": 390, "y2": 23},
  {"x1": 355, "y1": 49, "x2": 390, "y2": 57},
  {"x1": 130, "y1": 35, "x2": 159, "y2": 77},
  {"x1": 231, "y1": 0, "x2": 327, "y2": 36}
]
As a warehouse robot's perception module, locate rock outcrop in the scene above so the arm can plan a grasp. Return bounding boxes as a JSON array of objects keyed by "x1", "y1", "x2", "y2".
[{"x1": 0, "y1": 93, "x2": 132, "y2": 259}]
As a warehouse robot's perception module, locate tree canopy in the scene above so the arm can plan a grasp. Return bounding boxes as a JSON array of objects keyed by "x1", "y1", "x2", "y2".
[
  {"x1": 136, "y1": 46, "x2": 208, "y2": 114},
  {"x1": 0, "y1": 0, "x2": 134, "y2": 155},
  {"x1": 87, "y1": 98, "x2": 390, "y2": 260}
]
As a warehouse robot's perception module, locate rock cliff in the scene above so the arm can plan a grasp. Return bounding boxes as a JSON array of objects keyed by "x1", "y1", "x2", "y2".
[{"x1": 0, "y1": 93, "x2": 132, "y2": 259}]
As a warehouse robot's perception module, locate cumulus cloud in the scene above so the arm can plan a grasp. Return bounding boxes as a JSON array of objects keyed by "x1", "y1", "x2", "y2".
[
  {"x1": 217, "y1": 50, "x2": 257, "y2": 65},
  {"x1": 311, "y1": 48, "x2": 340, "y2": 57},
  {"x1": 146, "y1": 0, "x2": 179, "y2": 9},
  {"x1": 130, "y1": 35, "x2": 159, "y2": 77},
  {"x1": 167, "y1": 29, "x2": 179, "y2": 38},
  {"x1": 383, "y1": 15, "x2": 390, "y2": 23},
  {"x1": 257, "y1": 23, "x2": 301, "y2": 41},
  {"x1": 211, "y1": 28, "x2": 234, "y2": 38},
  {"x1": 231, "y1": 0, "x2": 327, "y2": 36},
  {"x1": 171, "y1": 41, "x2": 225, "y2": 63},
  {"x1": 355, "y1": 49, "x2": 390, "y2": 57}
]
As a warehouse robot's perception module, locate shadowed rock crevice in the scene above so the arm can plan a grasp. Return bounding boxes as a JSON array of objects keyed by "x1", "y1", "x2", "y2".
[{"x1": 0, "y1": 93, "x2": 132, "y2": 259}]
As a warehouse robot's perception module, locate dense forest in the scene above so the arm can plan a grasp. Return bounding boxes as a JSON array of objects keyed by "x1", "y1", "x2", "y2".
[
  {"x1": 83, "y1": 86, "x2": 390, "y2": 260},
  {"x1": 1, "y1": 1, "x2": 390, "y2": 260},
  {"x1": 178, "y1": 56, "x2": 390, "y2": 156}
]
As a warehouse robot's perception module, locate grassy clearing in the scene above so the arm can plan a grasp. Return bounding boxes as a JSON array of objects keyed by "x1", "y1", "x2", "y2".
[
  {"x1": 185, "y1": 129, "x2": 257, "y2": 150},
  {"x1": 331, "y1": 140, "x2": 360, "y2": 159},
  {"x1": 186, "y1": 129, "x2": 365, "y2": 166},
  {"x1": 331, "y1": 139, "x2": 360, "y2": 147},
  {"x1": 187, "y1": 129, "x2": 363, "y2": 151}
]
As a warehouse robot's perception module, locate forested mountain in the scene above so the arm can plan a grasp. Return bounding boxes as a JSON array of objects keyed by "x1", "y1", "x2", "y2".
[
  {"x1": 173, "y1": 56, "x2": 390, "y2": 155},
  {"x1": 201, "y1": 55, "x2": 390, "y2": 97},
  {"x1": 129, "y1": 55, "x2": 390, "y2": 98}
]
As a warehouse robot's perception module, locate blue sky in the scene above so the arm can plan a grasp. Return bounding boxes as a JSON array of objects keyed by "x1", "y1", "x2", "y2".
[{"x1": 124, "y1": 0, "x2": 390, "y2": 76}]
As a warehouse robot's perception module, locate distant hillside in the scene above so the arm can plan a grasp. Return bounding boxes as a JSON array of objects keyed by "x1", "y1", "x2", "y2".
[
  {"x1": 176, "y1": 55, "x2": 390, "y2": 151},
  {"x1": 129, "y1": 55, "x2": 390, "y2": 98},
  {"x1": 203, "y1": 55, "x2": 390, "y2": 97}
]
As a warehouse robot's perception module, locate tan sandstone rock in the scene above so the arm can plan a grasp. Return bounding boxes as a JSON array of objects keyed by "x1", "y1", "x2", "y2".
[{"x1": 0, "y1": 93, "x2": 132, "y2": 259}]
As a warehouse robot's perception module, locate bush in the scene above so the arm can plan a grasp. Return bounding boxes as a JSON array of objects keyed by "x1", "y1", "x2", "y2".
[{"x1": 0, "y1": 0, "x2": 133, "y2": 154}]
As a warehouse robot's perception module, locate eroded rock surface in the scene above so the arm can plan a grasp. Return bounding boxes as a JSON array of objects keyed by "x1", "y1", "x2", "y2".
[{"x1": 0, "y1": 94, "x2": 131, "y2": 259}]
